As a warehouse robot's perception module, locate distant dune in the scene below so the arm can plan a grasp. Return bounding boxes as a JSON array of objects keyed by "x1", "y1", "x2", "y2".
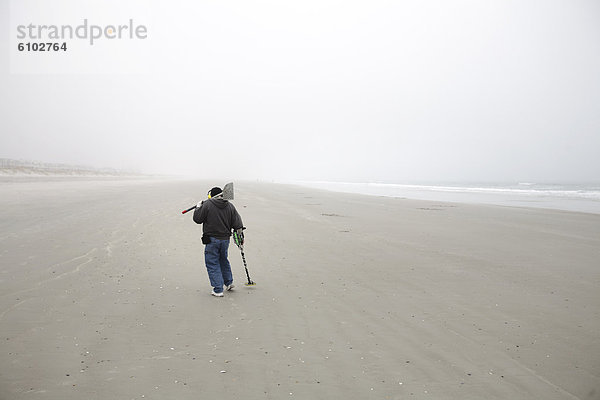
[{"x1": 0, "y1": 158, "x2": 141, "y2": 176}]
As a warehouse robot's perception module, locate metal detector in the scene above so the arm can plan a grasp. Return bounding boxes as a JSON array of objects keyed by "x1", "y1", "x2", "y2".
[{"x1": 233, "y1": 228, "x2": 256, "y2": 286}]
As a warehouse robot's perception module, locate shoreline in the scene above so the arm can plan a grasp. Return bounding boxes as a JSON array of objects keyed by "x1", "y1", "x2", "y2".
[
  {"x1": 287, "y1": 180, "x2": 600, "y2": 215},
  {"x1": 4, "y1": 174, "x2": 600, "y2": 216}
]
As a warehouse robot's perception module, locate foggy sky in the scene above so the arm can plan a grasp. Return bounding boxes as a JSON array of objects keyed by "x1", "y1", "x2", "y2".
[{"x1": 1, "y1": 0, "x2": 599, "y2": 183}]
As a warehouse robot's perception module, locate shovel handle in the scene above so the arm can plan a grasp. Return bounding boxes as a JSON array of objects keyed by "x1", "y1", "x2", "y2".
[{"x1": 182, "y1": 205, "x2": 196, "y2": 214}]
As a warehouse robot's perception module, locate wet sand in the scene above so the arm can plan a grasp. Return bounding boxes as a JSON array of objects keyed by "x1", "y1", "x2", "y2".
[{"x1": 1, "y1": 177, "x2": 599, "y2": 399}]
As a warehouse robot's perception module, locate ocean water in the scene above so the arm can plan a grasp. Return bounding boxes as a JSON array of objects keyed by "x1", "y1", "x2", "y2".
[{"x1": 291, "y1": 181, "x2": 600, "y2": 215}]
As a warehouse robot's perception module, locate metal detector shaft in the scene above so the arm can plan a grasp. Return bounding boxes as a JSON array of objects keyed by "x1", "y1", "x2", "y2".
[
  {"x1": 234, "y1": 236, "x2": 255, "y2": 285},
  {"x1": 240, "y1": 249, "x2": 254, "y2": 284}
]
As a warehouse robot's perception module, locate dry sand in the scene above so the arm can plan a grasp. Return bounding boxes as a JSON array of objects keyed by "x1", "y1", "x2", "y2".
[{"x1": 1, "y1": 177, "x2": 599, "y2": 400}]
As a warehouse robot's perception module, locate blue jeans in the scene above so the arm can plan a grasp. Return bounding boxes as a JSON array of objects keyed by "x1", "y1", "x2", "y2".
[{"x1": 204, "y1": 237, "x2": 233, "y2": 293}]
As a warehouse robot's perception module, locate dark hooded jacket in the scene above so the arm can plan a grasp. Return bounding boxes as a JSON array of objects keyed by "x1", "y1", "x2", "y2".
[{"x1": 193, "y1": 197, "x2": 243, "y2": 240}]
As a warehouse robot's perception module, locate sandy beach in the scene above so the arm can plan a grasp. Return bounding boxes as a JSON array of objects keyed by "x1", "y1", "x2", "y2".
[{"x1": 0, "y1": 177, "x2": 598, "y2": 400}]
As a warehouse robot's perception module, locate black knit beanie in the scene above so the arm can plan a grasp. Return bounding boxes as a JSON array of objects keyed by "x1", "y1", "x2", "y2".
[{"x1": 210, "y1": 187, "x2": 223, "y2": 197}]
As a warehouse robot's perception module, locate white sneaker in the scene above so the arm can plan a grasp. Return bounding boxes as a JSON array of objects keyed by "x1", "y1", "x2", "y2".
[
  {"x1": 211, "y1": 290, "x2": 224, "y2": 297},
  {"x1": 226, "y1": 284, "x2": 235, "y2": 291}
]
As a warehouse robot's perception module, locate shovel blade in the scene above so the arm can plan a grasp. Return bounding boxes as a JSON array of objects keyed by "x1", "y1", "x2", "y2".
[{"x1": 222, "y1": 182, "x2": 234, "y2": 200}]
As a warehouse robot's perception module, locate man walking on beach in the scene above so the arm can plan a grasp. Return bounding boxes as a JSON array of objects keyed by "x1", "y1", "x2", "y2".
[{"x1": 193, "y1": 187, "x2": 244, "y2": 297}]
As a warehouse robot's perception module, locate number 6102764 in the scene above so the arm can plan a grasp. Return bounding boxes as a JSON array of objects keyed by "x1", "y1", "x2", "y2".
[{"x1": 18, "y1": 42, "x2": 67, "y2": 51}]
